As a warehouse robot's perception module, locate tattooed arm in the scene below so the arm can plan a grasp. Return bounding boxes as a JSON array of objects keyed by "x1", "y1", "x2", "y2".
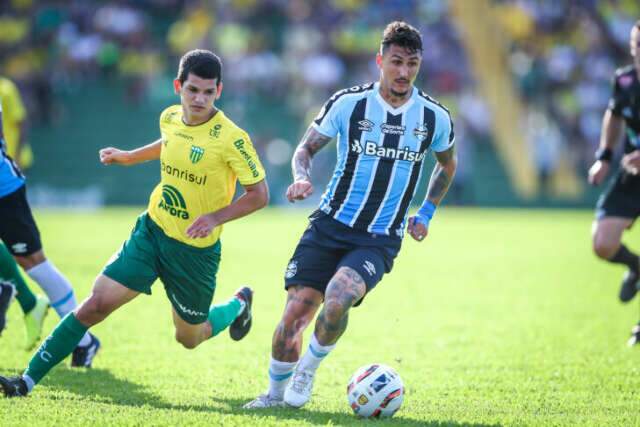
[
  {"x1": 407, "y1": 145, "x2": 457, "y2": 242},
  {"x1": 285, "y1": 125, "x2": 332, "y2": 202},
  {"x1": 426, "y1": 145, "x2": 457, "y2": 206}
]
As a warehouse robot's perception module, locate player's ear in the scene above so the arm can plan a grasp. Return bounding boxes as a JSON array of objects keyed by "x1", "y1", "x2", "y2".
[
  {"x1": 173, "y1": 79, "x2": 182, "y2": 94},
  {"x1": 215, "y1": 82, "x2": 223, "y2": 100},
  {"x1": 375, "y1": 52, "x2": 383, "y2": 68}
]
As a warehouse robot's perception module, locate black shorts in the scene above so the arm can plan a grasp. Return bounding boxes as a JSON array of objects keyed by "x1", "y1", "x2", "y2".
[
  {"x1": 0, "y1": 185, "x2": 42, "y2": 256},
  {"x1": 284, "y1": 210, "x2": 402, "y2": 305},
  {"x1": 596, "y1": 171, "x2": 640, "y2": 222}
]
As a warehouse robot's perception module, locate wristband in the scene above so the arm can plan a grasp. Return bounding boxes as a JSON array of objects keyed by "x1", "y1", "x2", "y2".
[
  {"x1": 414, "y1": 200, "x2": 436, "y2": 227},
  {"x1": 595, "y1": 147, "x2": 613, "y2": 162}
]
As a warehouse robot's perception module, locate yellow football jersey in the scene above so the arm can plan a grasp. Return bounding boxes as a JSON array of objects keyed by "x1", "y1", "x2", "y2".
[
  {"x1": 0, "y1": 77, "x2": 31, "y2": 168},
  {"x1": 148, "y1": 105, "x2": 266, "y2": 248}
]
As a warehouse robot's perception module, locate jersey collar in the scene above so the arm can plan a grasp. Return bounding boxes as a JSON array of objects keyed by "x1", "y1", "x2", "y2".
[{"x1": 373, "y1": 81, "x2": 416, "y2": 115}]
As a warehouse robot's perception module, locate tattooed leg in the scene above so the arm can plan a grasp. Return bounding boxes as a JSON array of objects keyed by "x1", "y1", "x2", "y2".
[
  {"x1": 272, "y1": 285, "x2": 323, "y2": 362},
  {"x1": 314, "y1": 267, "x2": 367, "y2": 346}
]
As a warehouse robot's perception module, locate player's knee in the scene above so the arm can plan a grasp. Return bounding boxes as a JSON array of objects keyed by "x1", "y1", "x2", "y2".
[
  {"x1": 593, "y1": 239, "x2": 617, "y2": 260},
  {"x1": 322, "y1": 298, "x2": 348, "y2": 324},
  {"x1": 278, "y1": 315, "x2": 307, "y2": 343}
]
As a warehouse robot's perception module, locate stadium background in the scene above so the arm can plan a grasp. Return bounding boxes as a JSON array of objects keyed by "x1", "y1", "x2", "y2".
[{"x1": 1, "y1": 0, "x2": 639, "y2": 207}]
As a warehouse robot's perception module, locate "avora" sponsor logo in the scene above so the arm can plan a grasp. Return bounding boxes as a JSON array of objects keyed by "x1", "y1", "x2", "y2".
[{"x1": 158, "y1": 184, "x2": 190, "y2": 219}]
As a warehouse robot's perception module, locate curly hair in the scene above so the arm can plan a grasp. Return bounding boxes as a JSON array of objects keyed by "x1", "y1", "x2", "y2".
[{"x1": 380, "y1": 21, "x2": 423, "y2": 55}]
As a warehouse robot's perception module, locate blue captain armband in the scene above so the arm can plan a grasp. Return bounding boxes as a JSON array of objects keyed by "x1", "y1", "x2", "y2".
[{"x1": 414, "y1": 200, "x2": 436, "y2": 227}]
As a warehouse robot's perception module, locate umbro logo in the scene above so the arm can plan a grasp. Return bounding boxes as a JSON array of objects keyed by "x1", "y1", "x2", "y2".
[
  {"x1": 11, "y1": 243, "x2": 27, "y2": 254},
  {"x1": 358, "y1": 119, "x2": 374, "y2": 132},
  {"x1": 363, "y1": 261, "x2": 376, "y2": 276}
]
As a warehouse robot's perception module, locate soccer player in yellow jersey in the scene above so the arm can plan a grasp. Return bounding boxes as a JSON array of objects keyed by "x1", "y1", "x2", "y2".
[
  {"x1": 0, "y1": 49, "x2": 269, "y2": 397},
  {"x1": 0, "y1": 77, "x2": 30, "y2": 169}
]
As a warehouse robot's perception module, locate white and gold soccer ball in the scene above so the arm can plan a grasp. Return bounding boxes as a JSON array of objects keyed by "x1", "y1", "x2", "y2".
[{"x1": 346, "y1": 363, "x2": 404, "y2": 418}]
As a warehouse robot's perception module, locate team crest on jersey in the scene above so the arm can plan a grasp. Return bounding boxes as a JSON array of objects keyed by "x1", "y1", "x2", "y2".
[
  {"x1": 189, "y1": 145, "x2": 205, "y2": 164},
  {"x1": 285, "y1": 260, "x2": 298, "y2": 279},
  {"x1": 163, "y1": 111, "x2": 178, "y2": 123},
  {"x1": 413, "y1": 123, "x2": 429, "y2": 141},
  {"x1": 619, "y1": 75, "x2": 634, "y2": 88}
]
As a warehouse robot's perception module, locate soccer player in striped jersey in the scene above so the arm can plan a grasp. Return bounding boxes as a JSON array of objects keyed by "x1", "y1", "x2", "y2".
[
  {"x1": 0, "y1": 85, "x2": 94, "y2": 355},
  {"x1": 245, "y1": 21, "x2": 457, "y2": 409},
  {"x1": 1, "y1": 49, "x2": 269, "y2": 397}
]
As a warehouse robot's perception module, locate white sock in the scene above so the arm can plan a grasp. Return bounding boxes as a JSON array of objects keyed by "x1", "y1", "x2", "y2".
[
  {"x1": 22, "y1": 374, "x2": 35, "y2": 392},
  {"x1": 268, "y1": 357, "x2": 296, "y2": 400},
  {"x1": 297, "y1": 333, "x2": 336, "y2": 373},
  {"x1": 26, "y1": 260, "x2": 77, "y2": 318},
  {"x1": 77, "y1": 332, "x2": 92, "y2": 347}
]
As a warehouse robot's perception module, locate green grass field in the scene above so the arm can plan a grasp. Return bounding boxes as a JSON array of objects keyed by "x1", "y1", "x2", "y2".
[{"x1": 1, "y1": 207, "x2": 639, "y2": 426}]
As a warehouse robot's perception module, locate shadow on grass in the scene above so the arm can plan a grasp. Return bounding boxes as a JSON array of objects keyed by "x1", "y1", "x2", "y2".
[
  {"x1": 5, "y1": 368, "x2": 499, "y2": 426},
  {"x1": 211, "y1": 396, "x2": 502, "y2": 427}
]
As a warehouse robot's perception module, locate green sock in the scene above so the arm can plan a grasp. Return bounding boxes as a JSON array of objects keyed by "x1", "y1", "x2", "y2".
[
  {"x1": 24, "y1": 313, "x2": 88, "y2": 384},
  {"x1": 0, "y1": 242, "x2": 36, "y2": 313},
  {"x1": 208, "y1": 297, "x2": 241, "y2": 337}
]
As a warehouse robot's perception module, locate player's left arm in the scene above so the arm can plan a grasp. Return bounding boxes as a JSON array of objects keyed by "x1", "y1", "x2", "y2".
[
  {"x1": 186, "y1": 179, "x2": 269, "y2": 239},
  {"x1": 407, "y1": 145, "x2": 457, "y2": 242}
]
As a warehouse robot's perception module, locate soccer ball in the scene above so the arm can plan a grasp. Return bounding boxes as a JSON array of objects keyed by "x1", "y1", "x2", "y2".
[{"x1": 346, "y1": 363, "x2": 404, "y2": 418}]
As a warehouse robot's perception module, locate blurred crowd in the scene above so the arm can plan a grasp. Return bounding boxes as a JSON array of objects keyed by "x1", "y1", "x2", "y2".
[
  {"x1": 2, "y1": 0, "x2": 639, "y2": 203},
  {"x1": 0, "y1": 0, "x2": 483, "y2": 203},
  {"x1": 497, "y1": 0, "x2": 640, "y2": 177}
]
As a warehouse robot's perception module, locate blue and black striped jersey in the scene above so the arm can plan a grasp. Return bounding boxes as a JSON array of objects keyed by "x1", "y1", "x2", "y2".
[
  {"x1": 0, "y1": 98, "x2": 25, "y2": 197},
  {"x1": 313, "y1": 82, "x2": 454, "y2": 237}
]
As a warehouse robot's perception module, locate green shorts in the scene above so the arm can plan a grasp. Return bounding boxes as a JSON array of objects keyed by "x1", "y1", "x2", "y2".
[{"x1": 103, "y1": 213, "x2": 221, "y2": 324}]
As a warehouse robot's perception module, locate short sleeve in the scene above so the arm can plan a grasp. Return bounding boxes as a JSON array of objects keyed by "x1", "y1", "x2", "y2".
[
  {"x1": 430, "y1": 110, "x2": 455, "y2": 152},
  {"x1": 607, "y1": 74, "x2": 625, "y2": 117},
  {"x1": 226, "y1": 132, "x2": 266, "y2": 186},
  {"x1": 311, "y1": 90, "x2": 347, "y2": 138},
  {"x1": 2, "y1": 80, "x2": 26, "y2": 122}
]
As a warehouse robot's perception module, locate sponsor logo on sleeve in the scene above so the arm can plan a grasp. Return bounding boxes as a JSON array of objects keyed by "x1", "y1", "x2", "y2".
[
  {"x1": 233, "y1": 139, "x2": 260, "y2": 178},
  {"x1": 285, "y1": 260, "x2": 298, "y2": 279},
  {"x1": 11, "y1": 243, "x2": 28, "y2": 254},
  {"x1": 162, "y1": 111, "x2": 178, "y2": 123},
  {"x1": 363, "y1": 260, "x2": 376, "y2": 276}
]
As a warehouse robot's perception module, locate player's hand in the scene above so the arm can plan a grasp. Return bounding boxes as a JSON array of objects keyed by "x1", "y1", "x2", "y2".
[
  {"x1": 587, "y1": 160, "x2": 610, "y2": 186},
  {"x1": 99, "y1": 147, "x2": 132, "y2": 165},
  {"x1": 286, "y1": 179, "x2": 313, "y2": 202},
  {"x1": 186, "y1": 213, "x2": 219, "y2": 239},
  {"x1": 407, "y1": 216, "x2": 428, "y2": 242},
  {"x1": 622, "y1": 151, "x2": 640, "y2": 175}
]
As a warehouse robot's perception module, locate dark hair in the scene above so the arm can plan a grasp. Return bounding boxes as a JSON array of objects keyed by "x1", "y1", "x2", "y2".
[
  {"x1": 176, "y1": 49, "x2": 222, "y2": 84},
  {"x1": 381, "y1": 21, "x2": 423, "y2": 55}
]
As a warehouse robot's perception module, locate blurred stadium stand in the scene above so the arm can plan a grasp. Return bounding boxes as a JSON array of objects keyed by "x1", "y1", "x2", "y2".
[{"x1": 1, "y1": 0, "x2": 637, "y2": 207}]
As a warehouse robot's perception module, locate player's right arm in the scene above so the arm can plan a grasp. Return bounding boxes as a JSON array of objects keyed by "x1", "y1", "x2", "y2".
[
  {"x1": 99, "y1": 139, "x2": 162, "y2": 166},
  {"x1": 286, "y1": 126, "x2": 332, "y2": 202},
  {"x1": 588, "y1": 109, "x2": 624, "y2": 186}
]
